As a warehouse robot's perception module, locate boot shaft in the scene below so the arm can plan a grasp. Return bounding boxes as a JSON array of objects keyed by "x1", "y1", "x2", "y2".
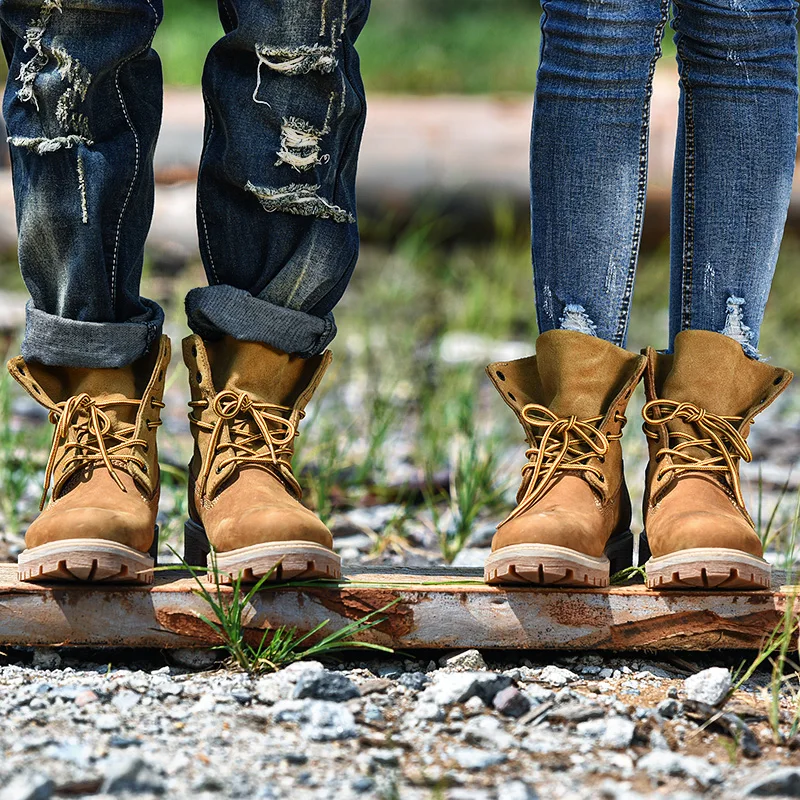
[
  {"x1": 182, "y1": 335, "x2": 331, "y2": 502},
  {"x1": 7, "y1": 336, "x2": 170, "y2": 503}
]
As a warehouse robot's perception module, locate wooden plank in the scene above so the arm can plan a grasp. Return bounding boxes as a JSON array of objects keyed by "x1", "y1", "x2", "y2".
[{"x1": 0, "y1": 563, "x2": 797, "y2": 651}]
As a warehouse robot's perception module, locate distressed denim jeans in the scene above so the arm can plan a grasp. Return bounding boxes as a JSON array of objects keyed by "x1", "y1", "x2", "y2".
[
  {"x1": 531, "y1": 0, "x2": 799, "y2": 358},
  {"x1": 0, "y1": 0, "x2": 369, "y2": 368}
]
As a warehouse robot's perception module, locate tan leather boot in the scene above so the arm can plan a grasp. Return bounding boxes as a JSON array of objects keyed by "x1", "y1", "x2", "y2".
[
  {"x1": 484, "y1": 330, "x2": 647, "y2": 586},
  {"x1": 642, "y1": 330, "x2": 792, "y2": 590},
  {"x1": 8, "y1": 336, "x2": 170, "y2": 584},
  {"x1": 182, "y1": 335, "x2": 339, "y2": 583}
]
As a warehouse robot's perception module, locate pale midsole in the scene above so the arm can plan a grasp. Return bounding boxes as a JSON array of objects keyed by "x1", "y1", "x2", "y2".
[
  {"x1": 647, "y1": 548, "x2": 769, "y2": 571},
  {"x1": 18, "y1": 539, "x2": 152, "y2": 563},
  {"x1": 486, "y1": 544, "x2": 609, "y2": 569},
  {"x1": 212, "y1": 541, "x2": 340, "y2": 568}
]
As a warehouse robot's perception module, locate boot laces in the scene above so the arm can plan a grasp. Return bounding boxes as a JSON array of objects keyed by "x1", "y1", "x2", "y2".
[
  {"x1": 190, "y1": 389, "x2": 301, "y2": 499},
  {"x1": 503, "y1": 403, "x2": 623, "y2": 525},
  {"x1": 642, "y1": 399, "x2": 752, "y2": 508},
  {"x1": 41, "y1": 392, "x2": 159, "y2": 510}
]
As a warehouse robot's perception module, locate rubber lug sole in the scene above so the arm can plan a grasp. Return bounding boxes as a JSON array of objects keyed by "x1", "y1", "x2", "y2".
[
  {"x1": 17, "y1": 531, "x2": 157, "y2": 585},
  {"x1": 484, "y1": 543, "x2": 610, "y2": 587},
  {"x1": 184, "y1": 518, "x2": 341, "y2": 584},
  {"x1": 645, "y1": 547, "x2": 771, "y2": 590}
]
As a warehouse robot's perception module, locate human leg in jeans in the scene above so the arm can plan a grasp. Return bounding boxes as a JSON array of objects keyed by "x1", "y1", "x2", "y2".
[
  {"x1": 183, "y1": 0, "x2": 369, "y2": 583},
  {"x1": 1, "y1": 0, "x2": 369, "y2": 583},
  {"x1": 485, "y1": 0, "x2": 797, "y2": 588}
]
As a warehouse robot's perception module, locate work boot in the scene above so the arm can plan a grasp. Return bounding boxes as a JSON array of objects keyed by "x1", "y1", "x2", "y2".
[
  {"x1": 8, "y1": 336, "x2": 170, "y2": 584},
  {"x1": 182, "y1": 335, "x2": 339, "y2": 583},
  {"x1": 642, "y1": 330, "x2": 792, "y2": 590},
  {"x1": 484, "y1": 330, "x2": 647, "y2": 586}
]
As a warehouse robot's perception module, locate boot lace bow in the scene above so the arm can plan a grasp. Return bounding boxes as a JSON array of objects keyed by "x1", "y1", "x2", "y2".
[
  {"x1": 191, "y1": 390, "x2": 300, "y2": 499},
  {"x1": 504, "y1": 403, "x2": 622, "y2": 525},
  {"x1": 41, "y1": 392, "x2": 158, "y2": 509},
  {"x1": 642, "y1": 399, "x2": 752, "y2": 507}
]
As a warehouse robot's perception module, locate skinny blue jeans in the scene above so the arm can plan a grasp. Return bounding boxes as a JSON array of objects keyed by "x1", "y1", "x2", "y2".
[
  {"x1": 0, "y1": 0, "x2": 369, "y2": 367},
  {"x1": 532, "y1": 0, "x2": 799, "y2": 358}
]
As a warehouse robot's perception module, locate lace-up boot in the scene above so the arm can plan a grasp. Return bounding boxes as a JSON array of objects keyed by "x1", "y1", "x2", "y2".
[
  {"x1": 8, "y1": 336, "x2": 170, "y2": 583},
  {"x1": 182, "y1": 335, "x2": 338, "y2": 583},
  {"x1": 642, "y1": 330, "x2": 792, "y2": 589},
  {"x1": 484, "y1": 330, "x2": 647, "y2": 586}
]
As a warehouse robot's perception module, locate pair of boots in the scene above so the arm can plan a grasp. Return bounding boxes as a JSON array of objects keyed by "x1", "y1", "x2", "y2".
[
  {"x1": 485, "y1": 329, "x2": 792, "y2": 590},
  {"x1": 9, "y1": 328, "x2": 790, "y2": 591},
  {"x1": 10, "y1": 336, "x2": 339, "y2": 585}
]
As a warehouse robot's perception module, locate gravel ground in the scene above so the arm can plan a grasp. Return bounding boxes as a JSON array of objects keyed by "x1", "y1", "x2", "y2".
[{"x1": 1, "y1": 649, "x2": 799, "y2": 800}]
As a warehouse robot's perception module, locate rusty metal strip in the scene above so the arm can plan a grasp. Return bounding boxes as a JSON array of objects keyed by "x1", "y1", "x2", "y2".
[{"x1": 0, "y1": 564, "x2": 797, "y2": 650}]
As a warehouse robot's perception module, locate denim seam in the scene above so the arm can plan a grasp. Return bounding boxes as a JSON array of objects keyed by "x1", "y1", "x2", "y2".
[
  {"x1": 532, "y1": 0, "x2": 550, "y2": 335},
  {"x1": 197, "y1": 101, "x2": 220, "y2": 284},
  {"x1": 301, "y1": 313, "x2": 334, "y2": 358},
  {"x1": 612, "y1": 0, "x2": 670, "y2": 346},
  {"x1": 110, "y1": 0, "x2": 159, "y2": 306},
  {"x1": 676, "y1": 18, "x2": 696, "y2": 332}
]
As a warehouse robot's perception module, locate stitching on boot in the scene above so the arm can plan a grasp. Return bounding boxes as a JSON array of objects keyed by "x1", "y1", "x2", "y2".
[{"x1": 245, "y1": 180, "x2": 355, "y2": 223}]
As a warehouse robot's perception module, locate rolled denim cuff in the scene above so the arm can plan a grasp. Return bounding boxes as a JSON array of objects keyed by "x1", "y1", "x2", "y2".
[
  {"x1": 21, "y1": 299, "x2": 165, "y2": 368},
  {"x1": 185, "y1": 285, "x2": 337, "y2": 357}
]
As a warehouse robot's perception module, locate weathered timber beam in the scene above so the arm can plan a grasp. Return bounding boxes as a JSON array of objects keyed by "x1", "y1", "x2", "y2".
[{"x1": 0, "y1": 564, "x2": 797, "y2": 651}]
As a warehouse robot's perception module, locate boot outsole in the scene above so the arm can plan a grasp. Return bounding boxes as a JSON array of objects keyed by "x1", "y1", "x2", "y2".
[
  {"x1": 645, "y1": 547, "x2": 771, "y2": 590},
  {"x1": 484, "y1": 544, "x2": 610, "y2": 587},
  {"x1": 184, "y1": 519, "x2": 341, "y2": 584},
  {"x1": 17, "y1": 537, "x2": 156, "y2": 585}
]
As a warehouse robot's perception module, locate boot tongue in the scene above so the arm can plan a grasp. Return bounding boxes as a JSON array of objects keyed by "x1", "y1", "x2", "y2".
[
  {"x1": 210, "y1": 338, "x2": 307, "y2": 407},
  {"x1": 535, "y1": 330, "x2": 634, "y2": 419},
  {"x1": 65, "y1": 365, "x2": 138, "y2": 428}
]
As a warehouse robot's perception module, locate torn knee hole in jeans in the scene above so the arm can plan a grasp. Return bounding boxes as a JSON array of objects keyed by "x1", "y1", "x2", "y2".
[
  {"x1": 245, "y1": 181, "x2": 355, "y2": 224},
  {"x1": 275, "y1": 94, "x2": 336, "y2": 173},
  {"x1": 10, "y1": 0, "x2": 93, "y2": 224},
  {"x1": 559, "y1": 304, "x2": 598, "y2": 337},
  {"x1": 255, "y1": 44, "x2": 337, "y2": 78},
  {"x1": 720, "y1": 296, "x2": 763, "y2": 360}
]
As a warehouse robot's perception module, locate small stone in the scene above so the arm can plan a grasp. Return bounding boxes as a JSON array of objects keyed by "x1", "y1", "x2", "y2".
[
  {"x1": 101, "y1": 753, "x2": 164, "y2": 794},
  {"x1": 398, "y1": 672, "x2": 429, "y2": 692},
  {"x1": 230, "y1": 688, "x2": 252, "y2": 705},
  {"x1": 369, "y1": 749, "x2": 401, "y2": 768},
  {"x1": 412, "y1": 701, "x2": 445, "y2": 722},
  {"x1": 598, "y1": 668, "x2": 614, "y2": 679},
  {"x1": 448, "y1": 746, "x2": 507, "y2": 770},
  {"x1": 637, "y1": 750, "x2": 722, "y2": 788},
  {"x1": 523, "y1": 685, "x2": 555, "y2": 706},
  {"x1": 168, "y1": 648, "x2": 220, "y2": 670},
  {"x1": 351, "y1": 777, "x2": 375, "y2": 794},
  {"x1": 742, "y1": 767, "x2": 800, "y2": 797},
  {"x1": 667, "y1": 686, "x2": 679, "y2": 699},
  {"x1": 271, "y1": 699, "x2": 358, "y2": 741},
  {"x1": 601, "y1": 717, "x2": 636, "y2": 750},
  {"x1": 463, "y1": 696, "x2": 485, "y2": 717},
  {"x1": 423, "y1": 672, "x2": 513, "y2": 707},
  {"x1": 492, "y1": 686, "x2": 531, "y2": 718},
  {"x1": 656, "y1": 698, "x2": 681, "y2": 719},
  {"x1": 31, "y1": 649, "x2": 61, "y2": 670},
  {"x1": 539, "y1": 665, "x2": 579, "y2": 686},
  {"x1": 462, "y1": 715, "x2": 514, "y2": 750},
  {"x1": 439, "y1": 649, "x2": 488, "y2": 672},
  {"x1": 496, "y1": 781, "x2": 538, "y2": 800},
  {"x1": 0, "y1": 773, "x2": 54, "y2": 800},
  {"x1": 74, "y1": 689, "x2": 98, "y2": 707},
  {"x1": 684, "y1": 667, "x2": 731, "y2": 707},
  {"x1": 293, "y1": 669, "x2": 360, "y2": 703},
  {"x1": 95, "y1": 714, "x2": 121, "y2": 732},
  {"x1": 112, "y1": 690, "x2": 141, "y2": 713}
]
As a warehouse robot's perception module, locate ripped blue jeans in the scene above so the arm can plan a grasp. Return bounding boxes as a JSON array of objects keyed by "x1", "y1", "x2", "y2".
[
  {"x1": 0, "y1": 0, "x2": 369, "y2": 367},
  {"x1": 531, "y1": 0, "x2": 799, "y2": 358}
]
